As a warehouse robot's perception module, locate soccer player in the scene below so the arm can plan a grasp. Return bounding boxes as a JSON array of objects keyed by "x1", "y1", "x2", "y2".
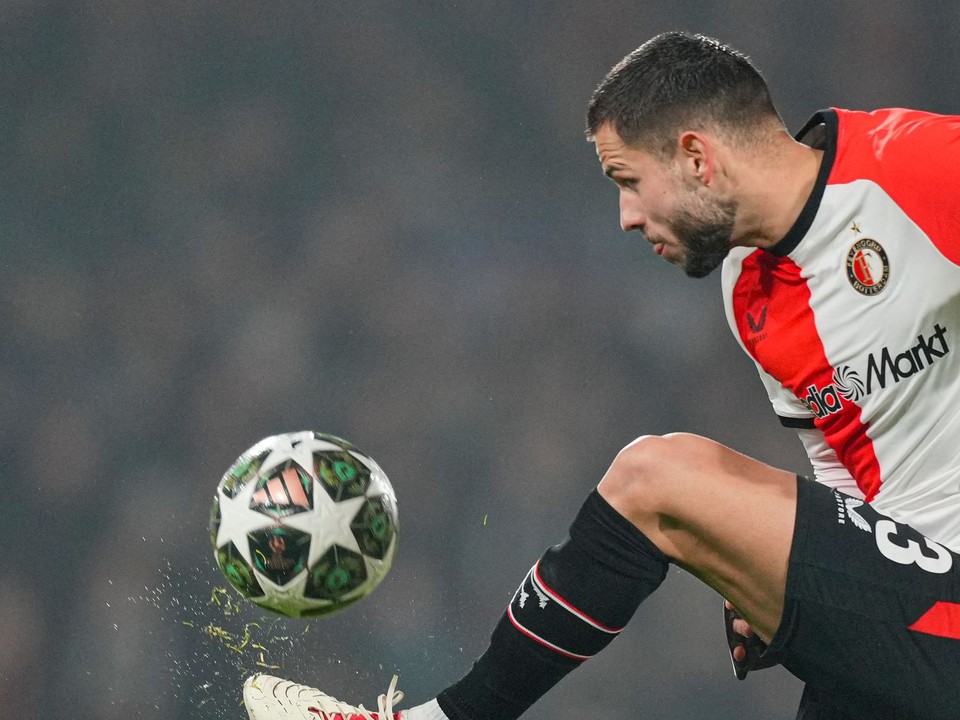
[{"x1": 243, "y1": 32, "x2": 960, "y2": 720}]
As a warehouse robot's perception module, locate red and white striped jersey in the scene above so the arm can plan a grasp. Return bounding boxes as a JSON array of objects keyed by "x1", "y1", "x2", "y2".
[{"x1": 722, "y1": 108, "x2": 960, "y2": 551}]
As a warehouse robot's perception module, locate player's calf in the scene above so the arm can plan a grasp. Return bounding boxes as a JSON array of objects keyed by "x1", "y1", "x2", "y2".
[{"x1": 436, "y1": 489, "x2": 670, "y2": 720}]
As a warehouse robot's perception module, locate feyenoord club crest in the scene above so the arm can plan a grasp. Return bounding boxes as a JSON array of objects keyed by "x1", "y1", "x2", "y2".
[{"x1": 846, "y1": 238, "x2": 889, "y2": 295}]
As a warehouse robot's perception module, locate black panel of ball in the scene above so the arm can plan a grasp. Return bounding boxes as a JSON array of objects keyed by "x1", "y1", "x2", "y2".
[
  {"x1": 303, "y1": 544, "x2": 368, "y2": 601},
  {"x1": 313, "y1": 450, "x2": 371, "y2": 502},
  {"x1": 249, "y1": 526, "x2": 310, "y2": 586},
  {"x1": 215, "y1": 542, "x2": 265, "y2": 599},
  {"x1": 219, "y1": 449, "x2": 271, "y2": 498},
  {"x1": 351, "y1": 496, "x2": 396, "y2": 560}
]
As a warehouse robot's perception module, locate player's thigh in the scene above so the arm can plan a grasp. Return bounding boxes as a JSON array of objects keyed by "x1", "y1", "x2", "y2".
[{"x1": 596, "y1": 432, "x2": 796, "y2": 640}]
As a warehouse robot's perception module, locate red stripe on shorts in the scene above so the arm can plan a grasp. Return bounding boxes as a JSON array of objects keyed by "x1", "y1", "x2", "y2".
[{"x1": 908, "y1": 601, "x2": 960, "y2": 640}]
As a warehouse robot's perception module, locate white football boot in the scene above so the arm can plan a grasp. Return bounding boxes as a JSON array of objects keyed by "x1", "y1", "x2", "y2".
[{"x1": 244, "y1": 674, "x2": 404, "y2": 720}]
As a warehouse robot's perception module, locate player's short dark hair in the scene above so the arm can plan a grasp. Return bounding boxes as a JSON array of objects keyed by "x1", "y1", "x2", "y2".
[{"x1": 586, "y1": 32, "x2": 782, "y2": 157}]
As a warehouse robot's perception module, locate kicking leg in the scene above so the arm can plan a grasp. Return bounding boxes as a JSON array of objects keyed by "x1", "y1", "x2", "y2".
[
  {"x1": 597, "y1": 432, "x2": 796, "y2": 642},
  {"x1": 434, "y1": 432, "x2": 796, "y2": 720}
]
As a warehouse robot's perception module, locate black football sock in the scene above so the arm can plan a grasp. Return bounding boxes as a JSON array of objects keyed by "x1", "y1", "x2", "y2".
[{"x1": 436, "y1": 489, "x2": 670, "y2": 720}]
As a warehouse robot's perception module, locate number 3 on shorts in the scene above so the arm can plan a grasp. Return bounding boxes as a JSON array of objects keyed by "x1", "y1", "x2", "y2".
[{"x1": 875, "y1": 519, "x2": 954, "y2": 574}]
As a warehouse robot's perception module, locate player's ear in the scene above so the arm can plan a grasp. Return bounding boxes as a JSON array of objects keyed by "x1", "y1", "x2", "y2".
[{"x1": 677, "y1": 131, "x2": 714, "y2": 185}]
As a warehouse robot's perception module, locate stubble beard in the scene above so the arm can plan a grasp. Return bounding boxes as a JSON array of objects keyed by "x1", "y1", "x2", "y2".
[{"x1": 669, "y1": 195, "x2": 738, "y2": 279}]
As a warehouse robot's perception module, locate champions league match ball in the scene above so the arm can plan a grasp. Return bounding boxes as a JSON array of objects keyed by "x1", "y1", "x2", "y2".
[{"x1": 209, "y1": 431, "x2": 399, "y2": 618}]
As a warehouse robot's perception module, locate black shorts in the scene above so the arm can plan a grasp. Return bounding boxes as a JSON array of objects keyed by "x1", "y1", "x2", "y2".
[{"x1": 764, "y1": 476, "x2": 960, "y2": 719}]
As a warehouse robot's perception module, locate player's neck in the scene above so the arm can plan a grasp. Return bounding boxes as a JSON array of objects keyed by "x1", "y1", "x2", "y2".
[{"x1": 735, "y1": 137, "x2": 824, "y2": 250}]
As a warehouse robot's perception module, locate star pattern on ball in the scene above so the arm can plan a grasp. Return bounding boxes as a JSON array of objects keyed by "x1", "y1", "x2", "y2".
[
  {"x1": 253, "y1": 571, "x2": 312, "y2": 616},
  {"x1": 284, "y1": 478, "x2": 367, "y2": 567},
  {"x1": 215, "y1": 474, "x2": 276, "y2": 566},
  {"x1": 258, "y1": 433, "x2": 326, "y2": 476}
]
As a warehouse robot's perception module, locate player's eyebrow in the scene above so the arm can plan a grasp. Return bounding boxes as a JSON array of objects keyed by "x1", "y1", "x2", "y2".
[{"x1": 603, "y1": 165, "x2": 628, "y2": 182}]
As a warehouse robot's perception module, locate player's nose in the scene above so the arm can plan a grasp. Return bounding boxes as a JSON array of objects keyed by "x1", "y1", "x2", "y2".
[{"x1": 619, "y1": 193, "x2": 646, "y2": 233}]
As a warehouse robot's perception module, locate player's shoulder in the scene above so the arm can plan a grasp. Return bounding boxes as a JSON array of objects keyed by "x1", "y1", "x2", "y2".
[
  {"x1": 834, "y1": 106, "x2": 957, "y2": 133},
  {"x1": 835, "y1": 107, "x2": 960, "y2": 157},
  {"x1": 828, "y1": 107, "x2": 960, "y2": 184}
]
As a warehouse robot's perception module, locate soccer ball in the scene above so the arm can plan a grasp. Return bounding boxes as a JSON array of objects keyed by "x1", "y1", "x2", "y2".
[{"x1": 209, "y1": 431, "x2": 399, "y2": 618}]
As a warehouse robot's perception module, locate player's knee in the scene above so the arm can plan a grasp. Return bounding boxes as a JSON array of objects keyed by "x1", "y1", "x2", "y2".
[{"x1": 598, "y1": 433, "x2": 714, "y2": 515}]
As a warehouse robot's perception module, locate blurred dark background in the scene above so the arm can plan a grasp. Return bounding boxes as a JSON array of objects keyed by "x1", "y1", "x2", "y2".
[{"x1": 3, "y1": 2, "x2": 958, "y2": 718}]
